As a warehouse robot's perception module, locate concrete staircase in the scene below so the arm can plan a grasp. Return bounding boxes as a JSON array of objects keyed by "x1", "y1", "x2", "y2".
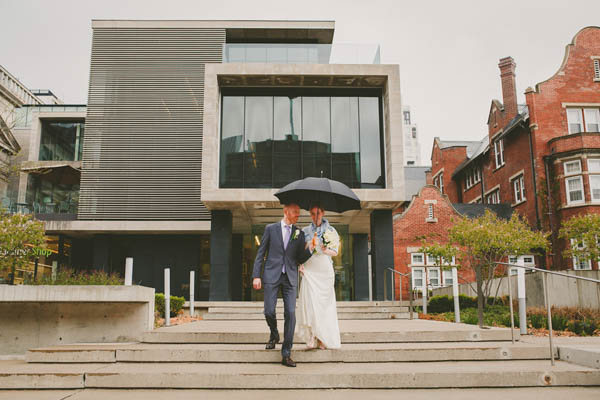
[{"x1": 1, "y1": 302, "x2": 599, "y2": 391}]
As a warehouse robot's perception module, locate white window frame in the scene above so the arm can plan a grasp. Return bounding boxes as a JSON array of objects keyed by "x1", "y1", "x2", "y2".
[
  {"x1": 567, "y1": 108, "x2": 584, "y2": 134},
  {"x1": 584, "y1": 108, "x2": 600, "y2": 133},
  {"x1": 438, "y1": 172, "x2": 444, "y2": 194},
  {"x1": 570, "y1": 239, "x2": 592, "y2": 270},
  {"x1": 411, "y1": 253, "x2": 425, "y2": 265},
  {"x1": 442, "y1": 269, "x2": 454, "y2": 287},
  {"x1": 594, "y1": 59, "x2": 600, "y2": 81},
  {"x1": 589, "y1": 175, "x2": 600, "y2": 202},
  {"x1": 513, "y1": 175, "x2": 526, "y2": 204},
  {"x1": 486, "y1": 189, "x2": 500, "y2": 204},
  {"x1": 563, "y1": 159, "x2": 582, "y2": 176},
  {"x1": 588, "y1": 158, "x2": 600, "y2": 173},
  {"x1": 411, "y1": 266, "x2": 425, "y2": 291},
  {"x1": 428, "y1": 267, "x2": 441, "y2": 288},
  {"x1": 426, "y1": 254, "x2": 439, "y2": 265},
  {"x1": 508, "y1": 255, "x2": 534, "y2": 275},
  {"x1": 494, "y1": 139, "x2": 505, "y2": 168},
  {"x1": 565, "y1": 175, "x2": 584, "y2": 205}
]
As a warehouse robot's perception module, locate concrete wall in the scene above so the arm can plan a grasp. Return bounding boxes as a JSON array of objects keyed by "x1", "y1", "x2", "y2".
[
  {"x1": 432, "y1": 270, "x2": 600, "y2": 309},
  {"x1": 0, "y1": 285, "x2": 155, "y2": 355}
]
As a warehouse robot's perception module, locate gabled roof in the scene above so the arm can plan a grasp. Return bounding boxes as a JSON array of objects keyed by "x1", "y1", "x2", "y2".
[
  {"x1": 432, "y1": 137, "x2": 481, "y2": 162},
  {"x1": 452, "y1": 203, "x2": 513, "y2": 221},
  {"x1": 451, "y1": 135, "x2": 489, "y2": 178}
]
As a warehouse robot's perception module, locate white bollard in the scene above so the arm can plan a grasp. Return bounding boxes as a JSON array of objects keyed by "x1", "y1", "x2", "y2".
[
  {"x1": 422, "y1": 269, "x2": 428, "y2": 314},
  {"x1": 189, "y1": 270, "x2": 195, "y2": 318},
  {"x1": 125, "y1": 257, "x2": 133, "y2": 286},
  {"x1": 517, "y1": 258, "x2": 527, "y2": 335},
  {"x1": 452, "y1": 267, "x2": 460, "y2": 323},
  {"x1": 164, "y1": 268, "x2": 170, "y2": 327}
]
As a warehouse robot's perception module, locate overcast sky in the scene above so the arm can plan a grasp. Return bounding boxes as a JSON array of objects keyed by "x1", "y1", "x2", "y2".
[{"x1": 2, "y1": 0, "x2": 600, "y2": 165}]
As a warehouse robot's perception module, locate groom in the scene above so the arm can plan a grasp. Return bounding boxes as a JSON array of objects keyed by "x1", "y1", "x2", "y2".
[{"x1": 252, "y1": 203, "x2": 314, "y2": 367}]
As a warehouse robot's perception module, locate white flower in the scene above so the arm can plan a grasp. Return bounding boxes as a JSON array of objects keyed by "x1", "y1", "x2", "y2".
[{"x1": 323, "y1": 229, "x2": 340, "y2": 250}]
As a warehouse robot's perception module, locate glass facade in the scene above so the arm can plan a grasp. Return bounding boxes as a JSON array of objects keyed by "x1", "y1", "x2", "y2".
[
  {"x1": 220, "y1": 89, "x2": 384, "y2": 189},
  {"x1": 39, "y1": 121, "x2": 85, "y2": 161},
  {"x1": 26, "y1": 175, "x2": 80, "y2": 214}
]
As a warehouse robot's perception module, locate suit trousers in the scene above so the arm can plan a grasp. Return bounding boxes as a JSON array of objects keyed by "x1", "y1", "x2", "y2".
[{"x1": 263, "y1": 272, "x2": 296, "y2": 357}]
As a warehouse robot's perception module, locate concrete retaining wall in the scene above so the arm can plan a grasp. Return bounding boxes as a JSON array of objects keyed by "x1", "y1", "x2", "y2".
[
  {"x1": 432, "y1": 270, "x2": 600, "y2": 309},
  {"x1": 0, "y1": 285, "x2": 155, "y2": 355}
]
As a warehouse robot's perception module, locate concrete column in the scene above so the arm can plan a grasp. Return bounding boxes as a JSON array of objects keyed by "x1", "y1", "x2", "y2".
[
  {"x1": 209, "y1": 210, "x2": 232, "y2": 301},
  {"x1": 352, "y1": 234, "x2": 369, "y2": 301},
  {"x1": 231, "y1": 234, "x2": 243, "y2": 301},
  {"x1": 370, "y1": 210, "x2": 394, "y2": 301}
]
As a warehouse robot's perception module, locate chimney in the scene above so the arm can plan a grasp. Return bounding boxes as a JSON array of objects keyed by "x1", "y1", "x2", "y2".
[{"x1": 498, "y1": 57, "x2": 518, "y2": 119}]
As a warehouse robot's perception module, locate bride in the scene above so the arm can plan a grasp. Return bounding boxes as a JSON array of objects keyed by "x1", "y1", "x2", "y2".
[{"x1": 297, "y1": 204, "x2": 341, "y2": 349}]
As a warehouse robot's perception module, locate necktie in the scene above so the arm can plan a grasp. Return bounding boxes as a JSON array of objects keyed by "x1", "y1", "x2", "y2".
[{"x1": 282, "y1": 225, "x2": 290, "y2": 274}]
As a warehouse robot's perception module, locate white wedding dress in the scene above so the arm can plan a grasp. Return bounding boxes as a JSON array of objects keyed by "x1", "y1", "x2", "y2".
[{"x1": 296, "y1": 226, "x2": 341, "y2": 349}]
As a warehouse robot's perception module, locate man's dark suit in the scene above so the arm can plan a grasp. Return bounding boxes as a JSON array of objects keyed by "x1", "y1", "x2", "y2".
[{"x1": 252, "y1": 221, "x2": 312, "y2": 357}]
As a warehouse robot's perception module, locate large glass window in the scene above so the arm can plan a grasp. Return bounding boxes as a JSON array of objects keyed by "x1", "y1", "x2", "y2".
[
  {"x1": 331, "y1": 97, "x2": 360, "y2": 188},
  {"x1": 39, "y1": 121, "x2": 84, "y2": 161},
  {"x1": 302, "y1": 97, "x2": 331, "y2": 179},
  {"x1": 273, "y1": 97, "x2": 302, "y2": 187},
  {"x1": 220, "y1": 97, "x2": 244, "y2": 188},
  {"x1": 25, "y1": 175, "x2": 79, "y2": 214},
  {"x1": 244, "y1": 97, "x2": 273, "y2": 188},
  {"x1": 219, "y1": 90, "x2": 384, "y2": 189}
]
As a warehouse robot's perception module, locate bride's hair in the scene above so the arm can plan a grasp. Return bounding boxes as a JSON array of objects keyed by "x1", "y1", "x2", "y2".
[{"x1": 309, "y1": 203, "x2": 324, "y2": 212}]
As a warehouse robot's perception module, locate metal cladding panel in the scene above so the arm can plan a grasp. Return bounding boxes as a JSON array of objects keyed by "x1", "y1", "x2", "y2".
[{"x1": 80, "y1": 27, "x2": 225, "y2": 220}]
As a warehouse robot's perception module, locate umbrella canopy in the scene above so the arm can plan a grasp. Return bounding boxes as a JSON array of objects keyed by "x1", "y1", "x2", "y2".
[{"x1": 274, "y1": 177, "x2": 361, "y2": 213}]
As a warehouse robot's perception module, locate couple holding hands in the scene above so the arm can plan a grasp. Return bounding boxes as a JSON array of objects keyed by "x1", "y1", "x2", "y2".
[{"x1": 252, "y1": 203, "x2": 341, "y2": 367}]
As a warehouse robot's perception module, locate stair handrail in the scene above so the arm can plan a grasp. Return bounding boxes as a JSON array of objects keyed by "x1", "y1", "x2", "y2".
[
  {"x1": 385, "y1": 268, "x2": 414, "y2": 320},
  {"x1": 495, "y1": 261, "x2": 600, "y2": 366}
]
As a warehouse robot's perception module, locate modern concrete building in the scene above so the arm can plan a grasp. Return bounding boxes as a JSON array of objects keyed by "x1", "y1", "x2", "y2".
[
  {"x1": 6, "y1": 20, "x2": 406, "y2": 300},
  {"x1": 402, "y1": 106, "x2": 421, "y2": 166}
]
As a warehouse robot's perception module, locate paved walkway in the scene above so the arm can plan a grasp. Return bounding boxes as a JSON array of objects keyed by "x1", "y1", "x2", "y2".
[{"x1": 2, "y1": 388, "x2": 600, "y2": 400}]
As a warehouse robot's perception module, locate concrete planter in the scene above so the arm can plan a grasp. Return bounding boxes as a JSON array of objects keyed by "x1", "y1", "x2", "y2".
[{"x1": 0, "y1": 285, "x2": 155, "y2": 355}]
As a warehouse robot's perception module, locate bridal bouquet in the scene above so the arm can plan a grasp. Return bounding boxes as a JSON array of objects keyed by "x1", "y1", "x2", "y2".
[{"x1": 321, "y1": 229, "x2": 339, "y2": 251}]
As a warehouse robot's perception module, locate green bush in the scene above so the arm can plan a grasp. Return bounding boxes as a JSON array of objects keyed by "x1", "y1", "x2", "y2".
[
  {"x1": 529, "y1": 314, "x2": 547, "y2": 329},
  {"x1": 428, "y1": 295, "x2": 453, "y2": 313},
  {"x1": 155, "y1": 293, "x2": 185, "y2": 317},
  {"x1": 459, "y1": 294, "x2": 477, "y2": 309},
  {"x1": 567, "y1": 319, "x2": 598, "y2": 336},
  {"x1": 551, "y1": 315, "x2": 569, "y2": 331},
  {"x1": 28, "y1": 269, "x2": 123, "y2": 285}
]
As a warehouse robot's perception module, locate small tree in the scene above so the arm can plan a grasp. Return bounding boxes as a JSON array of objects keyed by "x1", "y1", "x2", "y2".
[
  {"x1": 420, "y1": 210, "x2": 549, "y2": 328},
  {"x1": 559, "y1": 213, "x2": 600, "y2": 263},
  {"x1": 0, "y1": 211, "x2": 46, "y2": 284}
]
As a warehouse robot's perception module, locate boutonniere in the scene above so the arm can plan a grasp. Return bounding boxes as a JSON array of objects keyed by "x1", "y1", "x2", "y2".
[{"x1": 292, "y1": 228, "x2": 300, "y2": 240}]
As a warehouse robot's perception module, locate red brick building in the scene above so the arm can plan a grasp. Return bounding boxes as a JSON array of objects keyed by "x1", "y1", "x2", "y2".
[
  {"x1": 392, "y1": 185, "x2": 513, "y2": 300},
  {"x1": 430, "y1": 26, "x2": 600, "y2": 271}
]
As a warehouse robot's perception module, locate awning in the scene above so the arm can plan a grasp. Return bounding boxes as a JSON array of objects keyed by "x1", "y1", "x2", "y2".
[{"x1": 21, "y1": 163, "x2": 81, "y2": 185}]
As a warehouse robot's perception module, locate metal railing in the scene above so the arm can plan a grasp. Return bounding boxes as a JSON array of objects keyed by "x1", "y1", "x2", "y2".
[
  {"x1": 496, "y1": 261, "x2": 600, "y2": 366},
  {"x1": 384, "y1": 268, "x2": 414, "y2": 320}
]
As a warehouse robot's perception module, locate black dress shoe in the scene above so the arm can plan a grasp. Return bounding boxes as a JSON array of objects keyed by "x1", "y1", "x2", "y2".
[
  {"x1": 265, "y1": 333, "x2": 280, "y2": 350},
  {"x1": 281, "y1": 356, "x2": 296, "y2": 367}
]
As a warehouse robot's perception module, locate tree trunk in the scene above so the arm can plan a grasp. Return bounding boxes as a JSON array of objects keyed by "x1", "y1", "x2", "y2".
[{"x1": 475, "y1": 265, "x2": 484, "y2": 328}]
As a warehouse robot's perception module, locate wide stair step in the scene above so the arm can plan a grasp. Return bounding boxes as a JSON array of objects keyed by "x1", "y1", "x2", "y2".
[
  {"x1": 203, "y1": 312, "x2": 413, "y2": 320},
  {"x1": 3, "y1": 360, "x2": 598, "y2": 389},
  {"x1": 26, "y1": 342, "x2": 553, "y2": 363}
]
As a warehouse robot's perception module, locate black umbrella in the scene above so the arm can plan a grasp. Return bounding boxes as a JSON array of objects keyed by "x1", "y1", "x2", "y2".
[{"x1": 274, "y1": 177, "x2": 361, "y2": 212}]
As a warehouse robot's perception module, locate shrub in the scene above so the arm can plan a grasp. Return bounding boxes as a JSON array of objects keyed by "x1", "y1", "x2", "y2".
[
  {"x1": 29, "y1": 268, "x2": 123, "y2": 285},
  {"x1": 458, "y1": 294, "x2": 477, "y2": 309},
  {"x1": 155, "y1": 293, "x2": 185, "y2": 317},
  {"x1": 462, "y1": 311, "x2": 479, "y2": 325},
  {"x1": 529, "y1": 313, "x2": 547, "y2": 329},
  {"x1": 428, "y1": 295, "x2": 453, "y2": 313},
  {"x1": 551, "y1": 315, "x2": 569, "y2": 331}
]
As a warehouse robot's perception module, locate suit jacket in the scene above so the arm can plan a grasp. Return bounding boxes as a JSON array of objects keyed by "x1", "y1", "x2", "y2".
[{"x1": 252, "y1": 222, "x2": 312, "y2": 287}]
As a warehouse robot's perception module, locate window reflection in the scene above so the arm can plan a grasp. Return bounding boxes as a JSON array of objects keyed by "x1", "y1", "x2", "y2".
[
  {"x1": 219, "y1": 92, "x2": 384, "y2": 189},
  {"x1": 39, "y1": 121, "x2": 85, "y2": 161}
]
